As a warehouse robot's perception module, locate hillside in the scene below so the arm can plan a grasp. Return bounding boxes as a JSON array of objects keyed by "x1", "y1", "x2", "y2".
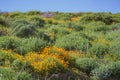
[{"x1": 0, "y1": 11, "x2": 120, "y2": 80}]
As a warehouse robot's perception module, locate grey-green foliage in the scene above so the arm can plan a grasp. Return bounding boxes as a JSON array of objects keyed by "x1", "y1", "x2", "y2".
[
  {"x1": 0, "y1": 36, "x2": 47, "y2": 55},
  {"x1": 47, "y1": 25, "x2": 71, "y2": 39},
  {"x1": 0, "y1": 36, "x2": 19, "y2": 50},
  {"x1": 75, "y1": 58, "x2": 99, "y2": 74},
  {"x1": 11, "y1": 59, "x2": 25, "y2": 71},
  {"x1": 12, "y1": 20, "x2": 37, "y2": 38},
  {"x1": 29, "y1": 16, "x2": 45, "y2": 27},
  {"x1": 0, "y1": 67, "x2": 32, "y2": 80},
  {"x1": 69, "y1": 22, "x2": 84, "y2": 31},
  {"x1": 26, "y1": 11, "x2": 41, "y2": 15},
  {"x1": 36, "y1": 29, "x2": 51, "y2": 41},
  {"x1": 110, "y1": 37, "x2": 120, "y2": 58},
  {"x1": 18, "y1": 25, "x2": 35, "y2": 37},
  {"x1": 0, "y1": 50, "x2": 16, "y2": 63},
  {"x1": 85, "y1": 21, "x2": 110, "y2": 32},
  {"x1": 91, "y1": 61, "x2": 120, "y2": 80},
  {"x1": 80, "y1": 13, "x2": 113, "y2": 25},
  {"x1": 9, "y1": 12, "x2": 24, "y2": 18},
  {"x1": 16, "y1": 38, "x2": 47, "y2": 55},
  {"x1": 105, "y1": 30, "x2": 120, "y2": 55},
  {"x1": 17, "y1": 71, "x2": 32, "y2": 80},
  {"x1": 111, "y1": 23, "x2": 120, "y2": 31},
  {"x1": 55, "y1": 33, "x2": 90, "y2": 52},
  {"x1": 0, "y1": 27, "x2": 10, "y2": 36},
  {"x1": 105, "y1": 30, "x2": 120, "y2": 41},
  {"x1": 0, "y1": 16, "x2": 9, "y2": 27},
  {"x1": 54, "y1": 13, "x2": 72, "y2": 20},
  {"x1": 89, "y1": 43, "x2": 109, "y2": 58},
  {"x1": 12, "y1": 20, "x2": 30, "y2": 28},
  {"x1": 77, "y1": 31, "x2": 98, "y2": 41},
  {"x1": 0, "y1": 68, "x2": 15, "y2": 80}
]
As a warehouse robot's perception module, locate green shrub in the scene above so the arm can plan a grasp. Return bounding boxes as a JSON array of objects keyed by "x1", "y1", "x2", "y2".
[
  {"x1": 9, "y1": 12, "x2": 24, "y2": 18},
  {"x1": 69, "y1": 52, "x2": 80, "y2": 67},
  {"x1": 105, "y1": 29, "x2": 120, "y2": 41},
  {"x1": 97, "y1": 13, "x2": 113, "y2": 25},
  {"x1": 56, "y1": 27, "x2": 70, "y2": 36},
  {"x1": 80, "y1": 14, "x2": 93, "y2": 24},
  {"x1": 95, "y1": 25, "x2": 110, "y2": 32},
  {"x1": 12, "y1": 20, "x2": 37, "y2": 37},
  {"x1": 52, "y1": 27, "x2": 70, "y2": 38},
  {"x1": 0, "y1": 68, "x2": 15, "y2": 80},
  {"x1": 78, "y1": 31, "x2": 97, "y2": 41},
  {"x1": 75, "y1": 58, "x2": 99, "y2": 74},
  {"x1": 46, "y1": 25, "x2": 71, "y2": 42},
  {"x1": 14, "y1": 24, "x2": 36, "y2": 37},
  {"x1": 16, "y1": 38, "x2": 47, "y2": 55},
  {"x1": 91, "y1": 61, "x2": 120, "y2": 80},
  {"x1": 11, "y1": 59, "x2": 25, "y2": 71},
  {"x1": 112, "y1": 14, "x2": 120, "y2": 23},
  {"x1": 26, "y1": 11, "x2": 41, "y2": 15},
  {"x1": 55, "y1": 33, "x2": 90, "y2": 52},
  {"x1": 85, "y1": 21, "x2": 109, "y2": 32},
  {"x1": 70, "y1": 22, "x2": 84, "y2": 31},
  {"x1": 89, "y1": 43, "x2": 109, "y2": 58},
  {"x1": 17, "y1": 71, "x2": 32, "y2": 80},
  {"x1": 29, "y1": 16, "x2": 45, "y2": 27},
  {"x1": 0, "y1": 67, "x2": 32, "y2": 80},
  {"x1": 0, "y1": 37, "x2": 47, "y2": 55},
  {"x1": 54, "y1": 13, "x2": 72, "y2": 20},
  {"x1": 80, "y1": 13, "x2": 113, "y2": 25},
  {"x1": 13, "y1": 15, "x2": 28, "y2": 20},
  {"x1": 0, "y1": 29, "x2": 7, "y2": 36},
  {"x1": 36, "y1": 29, "x2": 51, "y2": 41},
  {"x1": 12, "y1": 20, "x2": 30, "y2": 28},
  {"x1": 0, "y1": 16, "x2": 9, "y2": 27},
  {"x1": 0, "y1": 50, "x2": 16, "y2": 64},
  {"x1": 110, "y1": 37, "x2": 120, "y2": 58},
  {"x1": 0, "y1": 36, "x2": 19, "y2": 50},
  {"x1": 111, "y1": 23, "x2": 120, "y2": 31},
  {"x1": 0, "y1": 27, "x2": 11, "y2": 36}
]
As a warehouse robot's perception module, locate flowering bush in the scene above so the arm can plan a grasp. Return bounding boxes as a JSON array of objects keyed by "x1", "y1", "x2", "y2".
[
  {"x1": 25, "y1": 47, "x2": 69, "y2": 76},
  {"x1": 0, "y1": 49, "x2": 23, "y2": 66}
]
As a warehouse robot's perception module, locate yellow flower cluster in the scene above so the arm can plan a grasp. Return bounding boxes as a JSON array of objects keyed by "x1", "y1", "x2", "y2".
[
  {"x1": 41, "y1": 46, "x2": 70, "y2": 61},
  {"x1": 1, "y1": 46, "x2": 119, "y2": 77},
  {"x1": 25, "y1": 47, "x2": 69, "y2": 74},
  {"x1": 14, "y1": 53, "x2": 24, "y2": 61},
  {"x1": 31, "y1": 56, "x2": 61, "y2": 73},
  {"x1": 71, "y1": 17, "x2": 80, "y2": 21},
  {"x1": 90, "y1": 38, "x2": 111, "y2": 45},
  {"x1": 0, "y1": 49, "x2": 23, "y2": 61},
  {"x1": 96, "y1": 38, "x2": 111, "y2": 45},
  {"x1": 0, "y1": 49, "x2": 24, "y2": 67}
]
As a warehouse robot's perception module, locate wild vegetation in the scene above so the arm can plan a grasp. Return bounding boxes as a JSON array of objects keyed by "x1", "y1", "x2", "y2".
[{"x1": 0, "y1": 11, "x2": 120, "y2": 80}]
